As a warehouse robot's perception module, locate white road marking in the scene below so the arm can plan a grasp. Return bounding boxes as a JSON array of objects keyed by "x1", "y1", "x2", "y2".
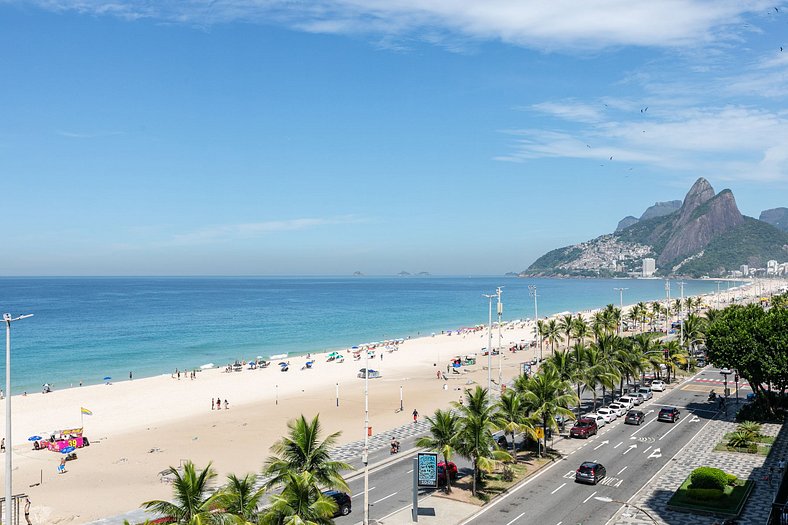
[
  {"x1": 649, "y1": 448, "x2": 662, "y2": 458},
  {"x1": 551, "y1": 482, "x2": 567, "y2": 494},
  {"x1": 407, "y1": 469, "x2": 413, "y2": 473},
  {"x1": 352, "y1": 487, "x2": 376, "y2": 498},
  {"x1": 630, "y1": 417, "x2": 656, "y2": 436},
  {"x1": 505, "y1": 512, "x2": 525, "y2": 525},
  {"x1": 373, "y1": 492, "x2": 397, "y2": 504},
  {"x1": 643, "y1": 446, "x2": 652, "y2": 455},
  {"x1": 614, "y1": 441, "x2": 623, "y2": 449},
  {"x1": 583, "y1": 491, "x2": 598, "y2": 503},
  {"x1": 616, "y1": 466, "x2": 628, "y2": 475},
  {"x1": 623, "y1": 444, "x2": 637, "y2": 455},
  {"x1": 594, "y1": 440, "x2": 609, "y2": 450}
]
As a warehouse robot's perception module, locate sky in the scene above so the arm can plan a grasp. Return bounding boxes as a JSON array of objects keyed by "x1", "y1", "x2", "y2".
[{"x1": 1, "y1": 0, "x2": 787, "y2": 276}]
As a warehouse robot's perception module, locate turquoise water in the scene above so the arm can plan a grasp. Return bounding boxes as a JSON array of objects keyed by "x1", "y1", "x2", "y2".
[{"x1": 0, "y1": 276, "x2": 727, "y2": 393}]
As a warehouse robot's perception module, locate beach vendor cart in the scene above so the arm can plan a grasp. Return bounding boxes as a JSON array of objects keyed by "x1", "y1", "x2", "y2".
[{"x1": 43, "y1": 427, "x2": 89, "y2": 452}]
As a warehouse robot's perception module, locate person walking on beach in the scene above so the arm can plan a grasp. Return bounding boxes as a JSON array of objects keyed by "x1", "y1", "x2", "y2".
[
  {"x1": 224, "y1": 399, "x2": 229, "y2": 410},
  {"x1": 24, "y1": 498, "x2": 31, "y2": 525},
  {"x1": 216, "y1": 398, "x2": 222, "y2": 410},
  {"x1": 129, "y1": 371, "x2": 133, "y2": 380},
  {"x1": 1, "y1": 438, "x2": 5, "y2": 452},
  {"x1": 211, "y1": 398, "x2": 214, "y2": 410},
  {"x1": 412, "y1": 409, "x2": 419, "y2": 423}
]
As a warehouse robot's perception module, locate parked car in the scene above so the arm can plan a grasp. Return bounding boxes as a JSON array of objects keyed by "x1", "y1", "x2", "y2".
[
  {"x1": 650, "y1": 380, "x2": 666, "y2": 392},
  {"x1": 624, "y1": 410, "x2": 645, "y2": 425},
  {"x1": 570, "y1": 417, "x2": 598, "y2": 439},
  {"x1": 575, "y1": 462, "x2": 607, "y2": 485},
  {"x1": 633, "y1": 392, "x2": 649, "y2": 404},
  {"x1": 437, "y1": 461, "x2": 458, "y2": 485},
  {"x1": 585, "y1": 413, "x2": 607, "y2": 428},
  {"x1": 607, "y1": 403, "x2": 628, "y2": 417},
  {"x1": 658, "y1": 406, "x2": 680, "y2": 423},
  {"x1": 492, "y1": 430, "x2": 529, "y2": 450},
  {"x1": 617, "y1": 395, "x2": 639, "y2": 408},
  {"x1": 597, "y1": 408, "x2": 617, "y2": 422},
  {"x1": 637, "y1": 387, "x2": 653, "y2": 400},
  {"x1": 323, "y1": 490, "x2": 352, "y2": 517}
]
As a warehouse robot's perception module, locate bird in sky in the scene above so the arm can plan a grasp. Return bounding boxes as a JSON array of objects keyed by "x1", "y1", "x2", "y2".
[{"x1": 609, "y1": 156, "x2": 614, "y2": 160}]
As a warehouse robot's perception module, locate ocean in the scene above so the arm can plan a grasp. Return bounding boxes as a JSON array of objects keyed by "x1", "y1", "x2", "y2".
[{"x1": 0, "y1": 276, "x2": 729, "y2": 394}]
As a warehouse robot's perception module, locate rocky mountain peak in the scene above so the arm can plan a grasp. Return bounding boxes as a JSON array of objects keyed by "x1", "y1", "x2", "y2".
[{"x1": 675, "y1": 177, "x2": 715, "y2": 226}]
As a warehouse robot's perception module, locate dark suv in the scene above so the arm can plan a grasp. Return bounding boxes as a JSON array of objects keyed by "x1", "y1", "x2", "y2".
[
  {"x1": 570, "y1": 417, "x2": 598, "y2": 439},
  {"x1": 575, "y1": 462, "x2": 607, "y2": 484},
  {"x1": 323, "y1": 490, "x2": 352, "y2": 517},
  {"x1": 625, "y1": 410, "x2": 645, "y2": 425},
  {"x1": 658, "y1": 406, "x2": 680, "y2": 423}
]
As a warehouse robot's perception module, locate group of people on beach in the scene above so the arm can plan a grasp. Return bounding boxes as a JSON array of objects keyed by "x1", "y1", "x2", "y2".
[
  {"x1": 212, "y1": 398, "x2": 229, "y2": 410},
  {"x1": 174, "y1": 368, "x2": 197, "y2": 380}
]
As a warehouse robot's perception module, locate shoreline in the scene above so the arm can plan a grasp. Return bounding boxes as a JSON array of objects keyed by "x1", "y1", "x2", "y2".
[{"x1": 2, "y1": 279, "x2": 784, "y2": 524}]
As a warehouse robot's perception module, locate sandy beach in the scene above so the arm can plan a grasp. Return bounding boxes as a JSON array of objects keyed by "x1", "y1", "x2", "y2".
[{"x1": 2, "y1": 279, "x2": 785, "y2": 523}]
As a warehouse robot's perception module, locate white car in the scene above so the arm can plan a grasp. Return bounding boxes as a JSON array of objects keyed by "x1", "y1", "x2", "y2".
[
  {"x1": 650, "y1": 380, "x2": 666, "y2": 392},
  {"x1": 607, "y1": 403, "x2": 628, "y2": 417},
  {"x1": 637, "y1": 388, "x2": 653, "y2": 400},
  {"x1": 597, "y1": 408, "x2": 617, "y2": 422},
  {"x1": 618, "y1": 395, "x2": 640, "y2": 407},
  {"x1": 585, "y1": 413, "x2": 607, "y2": 428}
]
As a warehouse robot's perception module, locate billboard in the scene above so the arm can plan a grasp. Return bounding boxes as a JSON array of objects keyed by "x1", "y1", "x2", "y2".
[{"x1": 417, "y1": 452, "x2": 438, "y2": 488}]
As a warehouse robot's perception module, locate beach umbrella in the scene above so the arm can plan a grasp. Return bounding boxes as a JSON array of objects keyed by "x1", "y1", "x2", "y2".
[
  {"x1": 103, "y1": 376, "x2": 112, "y2": 381},
  {"x1": 60, "y1": 446, "x2": 76, "y2": 454},
  {"x1": 28, "y1": 436, "x2": 42, "y2": 441},
  {"x1": 279, "y1": 362, "x2": 288, "y2": 367}
]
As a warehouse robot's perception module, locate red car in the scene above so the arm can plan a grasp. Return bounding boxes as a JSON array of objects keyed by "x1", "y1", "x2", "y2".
[
  {"x1": 570, "y1": 417, "x2": 598, "y2": 439},
  {"x1": 437, "y1": 461, "x2": 458, "y2": 485}
]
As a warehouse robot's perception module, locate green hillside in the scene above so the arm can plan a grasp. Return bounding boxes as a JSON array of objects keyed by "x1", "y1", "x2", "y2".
[
  {"x1": 674, "y1": 218, "x2": 788, "y2": 276},
  {"x1": 527, "y1": 245, "x2": 582, "y2": 272},
  {"x1": 615, "y1": 213, "x2": 675, "y2": 253}
]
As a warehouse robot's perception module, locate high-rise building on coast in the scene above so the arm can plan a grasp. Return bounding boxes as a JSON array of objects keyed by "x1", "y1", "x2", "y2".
[{"x1": 642, "y1": 258, "x2": 656, "y2": 277}]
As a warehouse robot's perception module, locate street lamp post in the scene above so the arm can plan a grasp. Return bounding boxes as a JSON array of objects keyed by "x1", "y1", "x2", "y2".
[
  {"x1": 677, "y1": 281, "x2": 686, "y2": 345},
  {"x1": 496, "y1": 287, "x2": 503, "y2": 392},
  {"x1": 483, "y1": 293, "x2": 495, "y2": 394},
  {"x1": 594, "y1": 497, "x2": 658, "y2": 524},
  {"x1": 363, "y1": 347, "x2": 370, "y2": 525},
  {"x1": 614, "y1": 287, "x2": 628, "y2": 332},
  {"x1": 720, "y1": 368, "x2": 731, "y2": 412},
  {"x1": 664, "y1": 280, "x2": 670, "y2": 334},
  {"x1": 4, "y1": 312, "x2": 33, "y2": 525},
  {"x1": 528, "y1": 285, "x2": 541, "y2": 362}
]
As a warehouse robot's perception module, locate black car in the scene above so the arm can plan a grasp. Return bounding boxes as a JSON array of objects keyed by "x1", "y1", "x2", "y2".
[
  {"x1": 575, "y1": 462, "x2": 607, "y2": 484},
  {"x1": 657, "y1": 406, "x2": 680, "y2": 423},
  {"x1": 323, "y1": 490, "x2": 352, "y2": 517},
  {"x1": 625, "y1": 410, "x2": 645, "y2": 425}
]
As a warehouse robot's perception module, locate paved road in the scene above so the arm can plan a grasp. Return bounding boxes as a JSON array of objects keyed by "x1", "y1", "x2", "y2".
[{"x1": 461, "y1": 369, "x2": 724, "y2": 525}]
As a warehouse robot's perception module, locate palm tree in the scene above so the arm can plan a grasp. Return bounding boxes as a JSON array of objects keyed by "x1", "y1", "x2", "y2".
[
  {"x1": 630, "y1": 333, "x2": 655, "y2": 384},
  {"x1": 571, "y1": 315, "x2": 589, "y2": 345},
  {"x1": 416, "y1": 409, "x2": 460, "y2": 493},
  {"x1": 593, "y1": 335, "x2": 622, "y2": 405},
  {"x1": 515, "y1": 368, "x2": 576, "y2": 456},
  {"x1": 570, "y1": 342, "x2": 587, "y2": 417},
  {"x1": 263, "y1": 414, "x2": 352, "y2": 492},
  {"x1": 545, "y1": 349, "x2": 574, "y2": 384},
  {"x1": 211, "y1": 473, "x2": 266, "y2": 522},
  {"x1": 592, "y1": 311, "x2": 607, "y2": 342},
  {"x1": 558, "y1": 314, "x2": 574, "y2": 349},
  {"x1": 259, "y1": 471, "x2": 337, "y2": 525},
  {"x1": 453, "y1": 386, "x2": 509, "y2": 496},
  {"x1": 493, "y1": 390, "x2": 538, "y2": 464},
  {"x1": 545, "y1": 319, "x2": 560, "y2": 356},
  {"x1": 142, "y1": 461, "x2": 218, "y2": 524},
  {"x1": 663, "y1": 340, "x2": 688, "y2": 383},
  {"x1": 579, "y1": 345, "x2": 618, "y2": 412},
  {"x1": 682, "y1": 313, "x2": 706, "y2": 351}
]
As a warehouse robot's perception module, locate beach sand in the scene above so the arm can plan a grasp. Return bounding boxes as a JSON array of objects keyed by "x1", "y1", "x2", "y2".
[{"x1": 2, "y1": 279, "x2": 784, "y2": 523}]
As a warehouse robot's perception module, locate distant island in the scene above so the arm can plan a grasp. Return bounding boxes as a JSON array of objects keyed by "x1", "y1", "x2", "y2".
[{"x1": 522, "y1": 178, "x2": 788, "y2": 279}]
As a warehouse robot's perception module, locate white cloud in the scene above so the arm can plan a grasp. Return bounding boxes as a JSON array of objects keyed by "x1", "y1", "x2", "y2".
[
  {"x1": 169, "y1": 216, "x2": 364, "y2": 246},
  {"x1": 13, "y1": 0, "x2": 774, "y2": 51},
  {"x1": 499, "y1": 104, "x2": 788, "y2": 182}
]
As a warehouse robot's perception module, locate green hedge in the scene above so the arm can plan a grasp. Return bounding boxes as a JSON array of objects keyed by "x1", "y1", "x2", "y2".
[
  {"x1": 690, "y1": 466, "x2": 728, "y2": 491},
  {"x1": 687, "y1": 487, "x2": 724, "y2": 501},
  {"x1": 726, "y1": 473, "x2": 738, "y2": 486}
]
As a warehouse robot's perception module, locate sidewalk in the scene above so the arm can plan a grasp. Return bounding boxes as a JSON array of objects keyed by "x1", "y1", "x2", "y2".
[{"x1": 610, "y1": 407, "x2": 787, "y2": 525}]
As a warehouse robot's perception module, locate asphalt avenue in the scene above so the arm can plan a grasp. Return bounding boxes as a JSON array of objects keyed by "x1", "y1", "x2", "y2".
[{"x1": 460, "y1": 369, "x2": 726, "y2": 525}]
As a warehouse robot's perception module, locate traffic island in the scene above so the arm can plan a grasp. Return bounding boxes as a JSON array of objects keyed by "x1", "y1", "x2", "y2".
[{"x1": 667, "y1": 467, "x2": 755, "y2": 519}]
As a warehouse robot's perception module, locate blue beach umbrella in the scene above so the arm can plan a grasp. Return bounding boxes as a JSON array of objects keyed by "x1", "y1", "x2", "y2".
[
  {"x1": 60, "y1": 446, "x2": 76, "y2": 454},
  {"x1": 103, "y1": 376, "x2": 112, "y2": 381},
  {"x1": 28, "y1": 435, "x2": 42, "y2": 441}
]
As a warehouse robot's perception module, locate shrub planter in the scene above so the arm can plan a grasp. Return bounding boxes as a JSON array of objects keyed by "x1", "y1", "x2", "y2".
[{"x1": 667, "y1": 473, "x2": 755, "y2": 518}]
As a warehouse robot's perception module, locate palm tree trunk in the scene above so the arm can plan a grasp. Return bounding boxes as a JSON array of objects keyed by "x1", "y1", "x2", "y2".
[
  {"x1": 443, "y1": 453, "x2": 452, "y2": 493},
  {"x1": 471, "y1": 458, "x2": 477, "y2": 496}
]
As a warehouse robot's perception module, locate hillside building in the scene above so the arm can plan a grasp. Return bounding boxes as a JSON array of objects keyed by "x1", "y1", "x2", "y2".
[{"x1": 642, "y1": 258, "x2": 656, "y2": 277}]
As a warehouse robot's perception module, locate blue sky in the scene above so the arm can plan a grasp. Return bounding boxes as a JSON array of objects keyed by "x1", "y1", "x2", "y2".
[{"x1": 1, "y1": 0, "x2": 787, "y2": 275}]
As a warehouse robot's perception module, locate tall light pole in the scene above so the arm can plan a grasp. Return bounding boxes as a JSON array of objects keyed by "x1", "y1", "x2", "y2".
[
  {"x1": 496, "y1": 287, "x2": 503, "y2": 392},
  {"x1": 4, "y1": 312, "x2": 33, "y2": 525},
  {"x1": 614, "y1": 287, "x2": 628, "y2": 332},
  {"x1": 528, "y1": 285, "x2": 541, "y2": 362},
  {"x1": 363, "y1": 347, "x2": 369, "y2": 525},
  {"x1": 483, "y1": 293, "x2": 495, "y2": 394},
  {"x1": 664, "y1": 280, "x2": 670, "y2": 334},
  {"x1": 677, "y1": 281, "x2": 686, "y2": 345}
]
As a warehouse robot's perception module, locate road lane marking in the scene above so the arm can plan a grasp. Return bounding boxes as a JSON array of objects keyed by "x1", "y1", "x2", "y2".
[
  {"x1": 659, "y1": 412, "x2": 689, "y2": 440},
  {"x1": 616, "y1": 466, "x2": 628, "y2": 475},
  {"x1": 407, "y1": 469, "x2": 413, "y2": 473},
  {"x1": 594, "y1": 440, "x2": 609, "y2": 450},
  {"x1": 643, "y1": 446, "x2": 652, "y2": 455},
  {"x1": 614, "y1": 441, "x2": 623, "y2": 449},
  {"x1": 505, "y1": 512, "x2": 525, "y2": 525},
  {"x1": 551, "y1": 482, "x2": 567, "y2": 494},
  {"x1": 373, "y1": 492, "x2": 397, "y2": 504},
  {"x1": 583, "y1": 491, "x2": 598, "y2": 503},
  {"x1": 623, "y1": 444, "x2": 637, "y2": 455},
  {"x1": 352, "y1": 487, "x2": 375, "y2": 498},
  {"x1": 649, "y1": 448, "x2": 662, "y2": 458},
  {"x1": 630, "y1": 417, "x2": 656, "y2": 436}
]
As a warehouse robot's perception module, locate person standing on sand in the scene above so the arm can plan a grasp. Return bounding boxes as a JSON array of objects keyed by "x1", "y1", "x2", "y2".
[
  {"x1": 224, "y1": 399, "x2": 229, "y2": 410},
  {"x1": 412, "y1": 409, "x2": 419, "y2": 423},
  {"x1": 24, "y1": 498, "x2": 32, "y2": 525},
  {"x1": 1, "y1": 437, "x2": 5, "y2": 452},
  {"x1": 211, "y1": 398, "x2": 214, "y2": 410},
  {"x1": 129, "y1": 371, "x2": 133, "y2": 380}
]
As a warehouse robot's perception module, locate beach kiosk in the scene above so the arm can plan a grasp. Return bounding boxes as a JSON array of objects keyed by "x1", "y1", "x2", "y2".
[{"x1": 42, "y1": 427, "x2": 89, "y2": 452}]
